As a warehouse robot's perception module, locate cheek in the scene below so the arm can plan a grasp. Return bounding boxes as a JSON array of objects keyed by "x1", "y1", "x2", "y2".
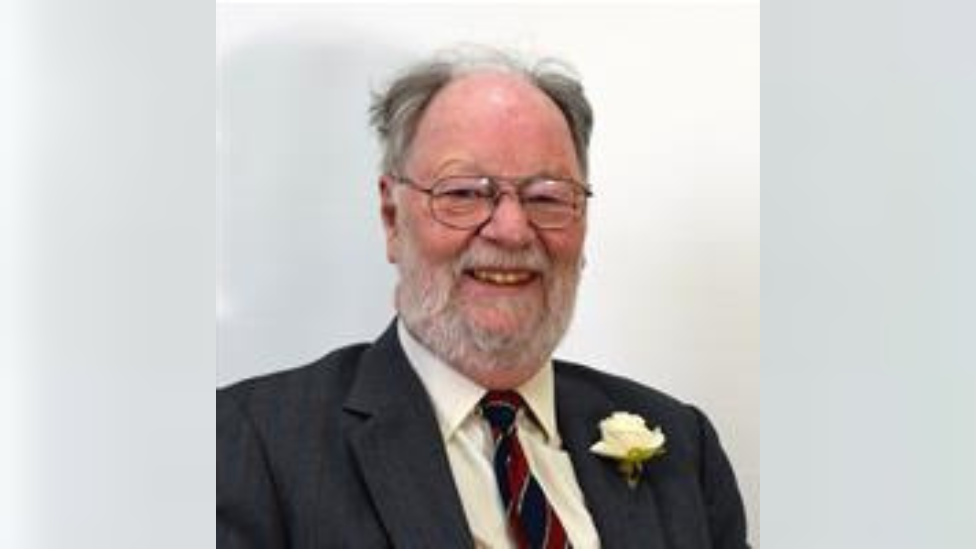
[
  {"x1": 542, "y1": 229, "x2": 585, "y2": 265},
  {"x1": 406, "y1": 218, "x2": 472, "y2": 265}
]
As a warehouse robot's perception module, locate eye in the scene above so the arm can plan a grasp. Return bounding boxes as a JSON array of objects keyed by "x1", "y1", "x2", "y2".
[
  {"x1": 439, "y1": 187, "x2": 489, "y2": 200},
  {"x1": 433, "y1": 178, "x2": 493, "y2": 200},
  {"x1": 522, "y1": 179, "x2": 576, "y2": 206},
  {"x1": 523, "y1": 193, "x2": 566, "y2": 205}
]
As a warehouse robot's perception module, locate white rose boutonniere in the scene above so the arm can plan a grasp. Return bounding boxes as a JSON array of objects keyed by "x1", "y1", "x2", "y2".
[{"x1": 589, "y1": 412, "x2": 666, "y2": 488}]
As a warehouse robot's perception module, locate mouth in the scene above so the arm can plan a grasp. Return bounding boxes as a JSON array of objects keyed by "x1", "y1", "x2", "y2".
[{"x1": 466, "y1": 268, "x2": 538, "y2": 287}]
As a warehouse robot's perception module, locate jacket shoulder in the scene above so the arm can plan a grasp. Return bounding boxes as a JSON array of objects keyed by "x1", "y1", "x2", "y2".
[
  {"x1": 554, "y1": 358, "x2": 692, "y2": 414},
  {"x1": 218, "y1": 343, "x2": 369, "y2": 419}
]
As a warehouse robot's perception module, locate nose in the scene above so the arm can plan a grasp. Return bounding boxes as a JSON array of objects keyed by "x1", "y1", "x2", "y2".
[{"x1": 477, "y1": 192, "x2": 536, "y2": 248}]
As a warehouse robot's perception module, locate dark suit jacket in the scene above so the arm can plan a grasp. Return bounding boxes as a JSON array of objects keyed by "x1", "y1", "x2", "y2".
[{"x1": 218, "y1": 322, "x2": 749, "y2": 548}]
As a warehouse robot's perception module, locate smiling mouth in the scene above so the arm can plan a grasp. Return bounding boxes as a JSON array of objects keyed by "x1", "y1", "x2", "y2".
[{"x1": 467, "y1": 269, "x2": 537, "y2": 286}]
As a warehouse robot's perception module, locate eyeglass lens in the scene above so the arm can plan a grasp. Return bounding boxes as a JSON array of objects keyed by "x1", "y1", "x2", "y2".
[{"x1": 429, "y1": 176, "x2": 585, "y2": 229}]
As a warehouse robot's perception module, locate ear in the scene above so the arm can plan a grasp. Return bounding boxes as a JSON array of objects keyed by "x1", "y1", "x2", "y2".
[{"x1": 379, "y1": 175, "x2": 400, "y2": 264}]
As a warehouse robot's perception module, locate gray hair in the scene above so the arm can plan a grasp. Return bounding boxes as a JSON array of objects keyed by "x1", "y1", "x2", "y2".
[{"x1": 369, "y1": 46, "x2": 594, "y2": 178}]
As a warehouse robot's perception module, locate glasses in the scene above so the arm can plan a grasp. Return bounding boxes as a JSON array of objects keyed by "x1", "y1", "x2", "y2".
[{"x1": 394, "y1": 174, "x2": 593, "y2": 230}]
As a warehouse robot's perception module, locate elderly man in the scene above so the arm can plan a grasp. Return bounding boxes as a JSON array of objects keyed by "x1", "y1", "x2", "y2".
[{"x1": 218, "y1": 48, "x2": 749, "y2": 549}]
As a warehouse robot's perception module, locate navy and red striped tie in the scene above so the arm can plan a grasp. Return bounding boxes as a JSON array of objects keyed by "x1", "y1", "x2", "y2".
[{"x1": 480, "y1": 391, "x2": 570, "y2": 549}]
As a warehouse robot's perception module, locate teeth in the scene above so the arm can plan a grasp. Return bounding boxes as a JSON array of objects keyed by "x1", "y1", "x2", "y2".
[{"x1": 471, "y1": 270, "x2": 533, "y2": 285}]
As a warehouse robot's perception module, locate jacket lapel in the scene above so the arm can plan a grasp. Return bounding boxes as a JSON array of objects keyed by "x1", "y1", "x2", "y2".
[
  {"x1": 556, "y1": 366, "x2": 669, "y2": 549},
  {"x1": 344, "y1": 323, "x2": 473, "y2": 548}
]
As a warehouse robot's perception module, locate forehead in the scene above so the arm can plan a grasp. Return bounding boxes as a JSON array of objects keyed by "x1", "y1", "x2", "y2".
[{"x1": 406, "y1": 72, "x2": 579, "y2": 178}]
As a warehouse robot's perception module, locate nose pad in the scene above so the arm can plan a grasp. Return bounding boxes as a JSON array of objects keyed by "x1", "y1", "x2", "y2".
[{"x1": 478, "y1": 192, "x2": 535, "y2": 247}]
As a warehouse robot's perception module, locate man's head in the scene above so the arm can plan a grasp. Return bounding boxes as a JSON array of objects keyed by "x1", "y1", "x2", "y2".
[{"x1": 369, "y1": 48, "x2": 594, "y2": 389}]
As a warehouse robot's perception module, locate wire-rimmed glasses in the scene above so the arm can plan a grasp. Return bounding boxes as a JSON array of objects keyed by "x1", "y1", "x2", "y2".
[{"x1": 394, "y1": 174, "x2": 592, "y2": 230}]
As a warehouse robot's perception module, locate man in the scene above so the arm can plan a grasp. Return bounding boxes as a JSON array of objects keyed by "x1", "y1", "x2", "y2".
[{"x1": 218, "y1": 47, "x2": 749, "y2": 548}]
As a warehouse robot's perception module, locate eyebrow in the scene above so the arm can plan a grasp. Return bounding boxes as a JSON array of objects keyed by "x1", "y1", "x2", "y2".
[
  {"x1": 433, "y1": 168, "x2": 575, "y2": 183},
  {"x1": 429, "y1": 158, "x2": 481, "y2": 179},
  {"x1": 427, "y1": 157, "x2": 577, "y2": 183}
]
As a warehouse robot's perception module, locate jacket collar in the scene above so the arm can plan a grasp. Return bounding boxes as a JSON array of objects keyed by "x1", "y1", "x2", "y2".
[
  {"x1": 343, "y1": 320, "x2": 474, "y2": 548},
  {"x1": 343, "y1": 321, "x2": 667, "y2": 549}
]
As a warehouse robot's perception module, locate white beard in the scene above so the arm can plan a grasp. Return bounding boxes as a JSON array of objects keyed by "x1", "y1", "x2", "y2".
[{"x1": 394, "y1": 219, "x2": 582, "y2": 380}]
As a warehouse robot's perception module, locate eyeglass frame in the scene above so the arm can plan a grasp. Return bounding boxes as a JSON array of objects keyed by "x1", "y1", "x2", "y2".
[{"x1": 391, "y1": 173, "x2": 594, "y2": 231}]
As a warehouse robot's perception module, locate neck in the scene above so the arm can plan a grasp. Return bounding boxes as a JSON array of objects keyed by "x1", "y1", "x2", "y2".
[{"x1": 452, "y1": 360, "x2": 543, "y2": 391}]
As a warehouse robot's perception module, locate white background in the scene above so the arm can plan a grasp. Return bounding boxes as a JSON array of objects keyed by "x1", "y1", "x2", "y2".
[{"x1": 217, "y1": 2, "x2": 759, "y2": 543}]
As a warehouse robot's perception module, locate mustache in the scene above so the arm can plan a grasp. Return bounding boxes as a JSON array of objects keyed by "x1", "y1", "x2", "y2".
[{"x1": 453, "y1": 245, "x2": 551, "y2": 275}]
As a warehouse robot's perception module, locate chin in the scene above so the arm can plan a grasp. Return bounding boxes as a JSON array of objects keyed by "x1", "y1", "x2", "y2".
[{"x1": 466, "y1": 310, "x2": 530, "y2": 336}]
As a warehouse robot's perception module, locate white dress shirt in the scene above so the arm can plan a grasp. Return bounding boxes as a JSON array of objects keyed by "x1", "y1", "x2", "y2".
[{"x1": 398, "y1": 321, "x2": 600, "y2": 549}]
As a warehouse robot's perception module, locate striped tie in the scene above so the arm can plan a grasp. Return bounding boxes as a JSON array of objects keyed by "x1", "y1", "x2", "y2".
[{"x1": 480, "y1": 391, "x2": 570, "y2": 549}]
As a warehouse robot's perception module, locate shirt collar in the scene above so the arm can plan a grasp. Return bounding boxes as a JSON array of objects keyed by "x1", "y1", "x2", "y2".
[{"x1": 397, "y1": 319, "x2": 560, "y2": 445}]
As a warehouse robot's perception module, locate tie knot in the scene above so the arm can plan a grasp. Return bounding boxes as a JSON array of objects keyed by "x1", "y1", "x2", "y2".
[{"x1": 479, "y1": 390, "x2": 525, "y2": 433}]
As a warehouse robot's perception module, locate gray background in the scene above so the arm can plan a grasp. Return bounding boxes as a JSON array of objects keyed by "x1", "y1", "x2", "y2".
[{"x1": 762, "y1": 0, "x2": 976, "y2": 546}]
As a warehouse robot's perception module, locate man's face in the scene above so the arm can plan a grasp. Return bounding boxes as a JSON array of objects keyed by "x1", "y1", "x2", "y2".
[{"x1": 380, "y1": 72, "x2": 587, "y2": 387}]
